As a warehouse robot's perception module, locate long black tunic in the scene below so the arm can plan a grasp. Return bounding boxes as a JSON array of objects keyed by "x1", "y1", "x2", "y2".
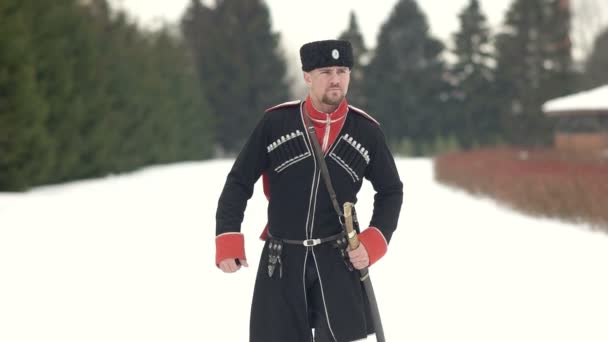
[{"x1": 216, "y1": 101, "x2": 403, "y2": 342}]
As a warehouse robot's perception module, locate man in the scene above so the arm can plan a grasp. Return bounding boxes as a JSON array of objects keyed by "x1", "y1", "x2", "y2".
[{"x1": 215, "y1": 39, "x2": 403, "y2": 342}]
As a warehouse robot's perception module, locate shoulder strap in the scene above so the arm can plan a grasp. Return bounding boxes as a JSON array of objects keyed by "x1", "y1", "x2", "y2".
[{"x1": 302, "y1": 112, "x2": 344, "y2": 218}]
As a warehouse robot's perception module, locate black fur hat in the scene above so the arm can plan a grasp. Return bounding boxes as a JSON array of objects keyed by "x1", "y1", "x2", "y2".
[{"x1": 299, "y1": 40, "x2": 354, "y2": 72}]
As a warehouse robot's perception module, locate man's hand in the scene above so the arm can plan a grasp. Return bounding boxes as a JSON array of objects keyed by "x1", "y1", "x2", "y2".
[
  {"x1": 348, "y1": 243, "x2": 370, "y2": 270},
  {"x1": 218, "y1": 258, "x2": 249, "y2": 273}
]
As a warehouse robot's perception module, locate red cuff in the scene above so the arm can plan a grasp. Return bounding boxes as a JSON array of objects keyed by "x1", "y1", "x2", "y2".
[
  {"x1": 215, "y1": 233, "x2": 246, "y2": 266},
  {"x1": 358, "y1": 227, "x2": 388, "y2": 266}
]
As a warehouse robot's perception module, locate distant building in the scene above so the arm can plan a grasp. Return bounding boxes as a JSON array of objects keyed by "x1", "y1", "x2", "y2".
[{"x1": 543, "y1": 85, "x2": 608, "y2": 153}]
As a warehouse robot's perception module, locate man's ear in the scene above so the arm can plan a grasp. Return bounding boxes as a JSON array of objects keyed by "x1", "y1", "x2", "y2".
[{"x1": 303, "y1": 72, "x2": 312, "y2": 88}]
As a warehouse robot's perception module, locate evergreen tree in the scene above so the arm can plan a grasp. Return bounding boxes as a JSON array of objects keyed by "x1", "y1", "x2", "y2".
[
  {"x1": 77, "y1": 2, "x2": 214, "y2": 173},
  {"x1": 540, "y1": 0, "x2": 576, "y2": 101},
  {"x1": 1, "y1": 0, "x2": 215, "y2": 190},
  {"x1": 583, "y1": 28, "x2": 608, "y2": 89},
  {"x1": 0, "y1": 0, "x2": 53, "y2": 191},
  {"x1": 364, "y1": 0, "x2": 449, "y2": 155},
  {"x1": 69, "y1": 0, "x2": 119, "y2": 178},
  {"x1": 450, "y1": 0, "x2": 500, "y2": 148},
  {"x1": 28, "y1": 0, "x2": 98, "y2": 182},
  {"x1": 338, "y1": 11, "x2": 368, "y2": 107},
  {"x1": 150, "y1": 28, "x2": 215, "y2": 162},
  {"x1": 181, "y1": 0, "x2": 290, "y2": 154},
  {"x1": 495, "y1": 0, "x2": 575, "y2": 146}
]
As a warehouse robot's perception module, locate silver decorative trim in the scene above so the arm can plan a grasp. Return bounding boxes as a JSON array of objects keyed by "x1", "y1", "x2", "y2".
[
  {"x1": 329, "y1": 153, "x2": 360, "y2": 182},
  {"x1": 274, "y1": 152, "x2": 311, "y2": 173}
]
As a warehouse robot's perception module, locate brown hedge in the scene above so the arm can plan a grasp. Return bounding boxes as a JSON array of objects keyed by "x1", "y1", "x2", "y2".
[{"x1": 434, "y1": 148, "x2": 608, "y2": 230}]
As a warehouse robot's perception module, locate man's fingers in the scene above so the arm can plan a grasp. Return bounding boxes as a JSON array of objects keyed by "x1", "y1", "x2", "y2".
[
  {"x1": 347, "y1": 245, "x2": 369, "y2": 269},
  {"x1": 348, "y1": 245, "x2": 366, "y2": 259},
  {"x1": 219, "y1": 259, "x2": 240, "y2": 273},
  {"x1": 219, "y1": 258, "x2": 249, "y2": 273}
]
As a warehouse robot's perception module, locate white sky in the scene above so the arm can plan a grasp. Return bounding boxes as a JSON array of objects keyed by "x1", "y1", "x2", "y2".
[{"x1": 2, "y1": 158, "x2": 608, "y2": 341}]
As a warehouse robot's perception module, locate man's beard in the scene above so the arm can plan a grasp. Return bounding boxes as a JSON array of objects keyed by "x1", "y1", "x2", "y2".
[{"x1": 322, "y1": 91, "x2": 345, "y2": 106}]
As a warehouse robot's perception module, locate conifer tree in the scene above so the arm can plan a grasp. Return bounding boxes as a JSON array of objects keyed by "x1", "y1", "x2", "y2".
[
  {"x1": 339, "y1": 11, "x2": 368, "y2": 107},
  {"x1": 0, "y1": 0, "x2": 53, "y2": 190},
  {"x1": 28, "y1": 0, "x2": 96, "y2": 182},
  {"x1": 1, "y1": 0, "x2": 215, "y2": 190},
  {"x1": 583, "y1": 28, "x2": 608, "y2": 89},
  {"x1": 451, "y1": 0, "x2": 501, "y2": 148},
  {"x1": 495, "y1": 0, "x2": 575, "y2": 146},
  {"x1": 540, "y1": 0, "x2": 576, "y2": 101},
  {"x1": 182, "y1": 0, "x2": 290, "y2": 154},
  {"x1": 149, "y1": 29, "x2": 215, "y2": 162},
  {"x1": 365, "y1": 0, "x2": 449, "y2": 154}
]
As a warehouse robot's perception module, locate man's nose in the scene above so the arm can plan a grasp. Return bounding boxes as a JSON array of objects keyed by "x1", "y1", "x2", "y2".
[{"x1": 329, "y1": 72, "x2": 340, "y2": 84}]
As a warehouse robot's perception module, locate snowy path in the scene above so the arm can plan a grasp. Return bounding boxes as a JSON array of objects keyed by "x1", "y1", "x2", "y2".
[{"x1": 1, "y1": 158, "x2": 607, "y2": 341}]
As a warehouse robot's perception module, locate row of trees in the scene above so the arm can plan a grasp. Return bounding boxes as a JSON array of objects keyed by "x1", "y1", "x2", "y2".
[
  {"x1": 2, "y1": 0, "x2": 607, "y2": 190},
  {"x1": 181, "y1": 0, "x2": 607, "y2": 156},
  {"x1": 1, "y1": 0, "x2": 213, "y2": 191},
  {"x1": 343, "y1": 0, "x2": 579, "y2": 153},
  {"x1": 355, "y1": 0, "x2": 607, "y2": 152}
]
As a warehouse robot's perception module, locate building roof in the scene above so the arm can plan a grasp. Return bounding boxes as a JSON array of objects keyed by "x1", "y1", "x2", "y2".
[{"x1": 543, "y1": 85, "x2": 608, "y2": 116}]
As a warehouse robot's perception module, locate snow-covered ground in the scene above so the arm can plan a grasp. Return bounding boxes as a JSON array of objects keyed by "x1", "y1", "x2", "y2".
[{"x1": 1, "y1": 158, "x2": 607, "y2": 342}]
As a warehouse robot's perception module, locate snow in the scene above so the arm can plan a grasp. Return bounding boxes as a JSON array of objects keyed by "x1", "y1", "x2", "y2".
[
  {"x1": 1, "y1": 158, "x2": 608, "y2": 342},
  {"x1": 543, "y1": 85, "x2": 608, "y2": 114}
]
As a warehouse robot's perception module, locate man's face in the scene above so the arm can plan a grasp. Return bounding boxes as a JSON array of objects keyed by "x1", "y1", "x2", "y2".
[{"x1": 304, "y1": 66, "x2": 351, "y2": 106}]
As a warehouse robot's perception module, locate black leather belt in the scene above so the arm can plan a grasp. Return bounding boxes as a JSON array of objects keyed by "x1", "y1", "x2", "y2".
[{"x1": 267, "y1": 231, "x2": 345, "y2": 247}]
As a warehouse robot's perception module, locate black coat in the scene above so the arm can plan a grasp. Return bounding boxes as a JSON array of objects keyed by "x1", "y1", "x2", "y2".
[{"x1": 216, "y1": 101, "x2": 403, "y2": 342}]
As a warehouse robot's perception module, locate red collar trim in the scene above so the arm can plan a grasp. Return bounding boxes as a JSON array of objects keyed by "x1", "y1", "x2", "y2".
[{"x1": 304, "y1": 95, "x2": 348, "y2": 125}]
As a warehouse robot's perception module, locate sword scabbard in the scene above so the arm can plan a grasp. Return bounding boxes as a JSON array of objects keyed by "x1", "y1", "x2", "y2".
[{"x1": 342, "y1": 202, "x2": 386, "y2": 342}]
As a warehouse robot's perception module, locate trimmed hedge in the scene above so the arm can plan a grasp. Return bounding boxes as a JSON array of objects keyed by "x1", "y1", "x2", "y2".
[{"x1": 434, "y1": 148, "x2": 608, "y2": 230}]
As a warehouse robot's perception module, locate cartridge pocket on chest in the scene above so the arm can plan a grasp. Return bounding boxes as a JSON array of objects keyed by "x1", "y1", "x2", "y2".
[
  {"x1": 267, "y1": 130, "x2": 311, "y2": 173},
  {"x1": 329, "y1": 134, "x2": 370, "y2": 182}
]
